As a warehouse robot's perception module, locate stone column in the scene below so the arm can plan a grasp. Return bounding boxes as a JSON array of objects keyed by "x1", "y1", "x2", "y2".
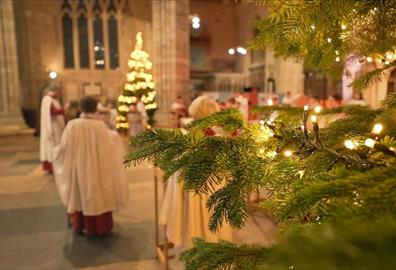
[
  {"x1": 0, "y1": 0, "x2": 26, "y2": 133},
  {"x1": 152, "y1": 0, "x2": 190, "y2": 126}
]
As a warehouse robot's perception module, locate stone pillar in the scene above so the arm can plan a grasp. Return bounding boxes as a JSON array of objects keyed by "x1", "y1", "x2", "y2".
[
  {"x1": 0, "y1": 0, "x2": 26, "y2": 133},
  {"x1": 152, "y1": 0, "x2": 190, "y2": 126}
]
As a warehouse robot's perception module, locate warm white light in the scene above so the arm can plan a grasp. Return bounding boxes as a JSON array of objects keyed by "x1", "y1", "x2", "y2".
[
  {"x1": 372, "y1": 123, "x2": 383, "y2": 134},
  {"x1": 49, "y1": 71, "x2": 57, "y2": 79},
  {"x1": 284, "y1": 150, "x2": 293, "y2": 157},
  {"x1": 366, "y1": 56, "x2": 373, "y2": 63},
  {"x1": 267, "y1": 99, "x2": 274, "y2": 106},
  {"x1": 192, "y1": 16, "x2": 200, "y2": 24},
  {"x1": 268, "y1": 131, "x2": 274, "y2": 137},
  {"x1": 192, "y1": 22, "x2": 200, "y2": 29},
  {"x1": 237, "y1": 47, "x2": 247, "y2": 55},
  {"x1": 259, "y1": 148, "x2": 265, "y2": 154},
  {"x1": 364, "y1": 138, "x2": 376, "y2": 148},
  {"x1": 268, "y1": 151, "x2": 277, "y2": 158},
  {"x1": 385, "y1": 61, "x2": 390, "y2": 65},
  {"x1": 314, "y1": 105, "x2": 321, "y2": 113},
  {"x1": 344, "y1": 140, "x2": 356, "y2": 150},
  {"x1": 301, "y1": 125, "x2": 305, "y2": 131},
  {"x1": 259, "y1": 120, "x2": 265, "y2": 125},
  {"x1": 94, "y1": 45, "x2": 99, "y2": 51},
  {"x1": 335, "y1": 56, "x2": 340, "y2": 62},
  {"x1": 310, "y1": 24, "x2": 316, "y2": 30},
  {"x1": 228, "y1": 48, "x2": 235, "y2": 55},
  {"x1": 304, "y1": 105, "x2": 309, "y2": 111},
  {"x1": 327, "y1": 37, "x2": 332, "y2": 43},
  {"x1": 310, "y1": 115, "x2": 317, "y2": 123},
  {"x1": 341, "y1": 24, "x2": 347, "y2": 30}
]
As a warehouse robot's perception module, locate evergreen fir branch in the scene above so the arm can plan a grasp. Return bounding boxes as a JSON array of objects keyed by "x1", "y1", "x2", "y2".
[
  {"x1": 181, "y1": 238, "x2": 273, "y2": 270},
  {"x1": 186, "y1": 108, "x2": 245, "y2": 132},
  {"x1": 351, "y1": 61, "x2": 396, "y2": 92}
]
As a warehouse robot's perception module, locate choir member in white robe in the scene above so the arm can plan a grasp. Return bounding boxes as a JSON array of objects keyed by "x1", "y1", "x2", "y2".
[
  {"x1": 53, "y1": 96, "x2": 128, "y2": 237},
  {"x1": 40, "y1": 87, "x2": 65, "y2": 174},
  {"x1": 159, "y1": 96, "x2": 232, "y2": 248}
]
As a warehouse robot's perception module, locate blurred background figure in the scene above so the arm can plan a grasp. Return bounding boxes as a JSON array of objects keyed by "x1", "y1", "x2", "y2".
[
  {"x1": 346, "y1": 92, "x2": 366, "y2": 106},
  {"x1": 136, "y1": 97, "x2": 148, "y2": 129},
  {"x1": 170, "y1": 95, "x2": 188, "y2": 128},
  {"x1": 282, "y1": 91, "x2": 292, "y2": 106},
  {"x1": 128, "y1": 104, "x2": 143, "y2": 136},
  {"x1": 107, "y1": 98, "x2": 118, "y2": 130},
  {"x1": 96, "y1": 97, "x2": 111, "y2": 127},
  {"x1": 64, "y1": 100, "x2": 80, "y2": 123},
  {"x1": 40, "y1": 86, "x2": 65, "y2": 174}
]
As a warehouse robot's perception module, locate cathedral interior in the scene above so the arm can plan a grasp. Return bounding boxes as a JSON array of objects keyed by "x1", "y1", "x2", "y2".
[{"x1": 1, "y1": 0, "x2": 396, "y2": 269}]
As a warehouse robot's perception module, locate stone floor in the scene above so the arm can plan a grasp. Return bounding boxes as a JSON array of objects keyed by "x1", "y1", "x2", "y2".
[{"x1": 0, "y1": 135, "x2": 276, "y2": 270}]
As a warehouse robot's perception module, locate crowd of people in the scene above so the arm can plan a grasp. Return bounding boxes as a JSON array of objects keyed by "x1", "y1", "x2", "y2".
[{"x1": 39, "y1": 86, "x2": 367, "y2": 241}]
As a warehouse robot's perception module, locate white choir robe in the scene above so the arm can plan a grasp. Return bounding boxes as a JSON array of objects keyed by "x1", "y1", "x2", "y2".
[
  {"x1": 159, "y1": 172, "x2": 232, "y2": 248},
  {"x1": 40, "y1": 94, "x2": 65, "y2": 164},
  {"x1": 52, "y1": 116, "x2": 128, "y2": 216}
]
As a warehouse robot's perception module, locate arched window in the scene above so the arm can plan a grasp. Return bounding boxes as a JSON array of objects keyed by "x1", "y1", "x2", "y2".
[
  {"x1": 93, "y1": 0, "x2": 104, "y2": 69},
  {"x1": 78, "y1": 13, "x2": 89, "y2": 68},
  {"x1": 62, "y1": 0, "x2": 74, "y2": 68},
  {"x1": 107, "y1": 0, "x2": 119, "y2": 70},
  {"x1": 61, "y1": 0, "x2": 120, "y2": 70},
  {"x1": 62, "y1": 13, "x2": 74, "y2": 68}
]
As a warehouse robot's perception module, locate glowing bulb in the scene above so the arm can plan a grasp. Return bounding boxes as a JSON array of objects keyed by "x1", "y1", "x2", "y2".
[
  {"x1": 237, "y1": 47, "x2": 247, "y2": 55},
  {"x1": 192, "y1": 16, "x2": 200, "y2": 24},
  {"x1": 386, "y1": 53, "x2": 393, "y2": 60},
  {"x1": 344, "y1": 140, "x2": 356, "y2": 150},
  {"x1": 335, "y1": 56, "x2": 340, "y2": 62},
  {"x1": 192, "y1": 22, "x2": 200, "y2": 29},
  {"x1": 228, "y1": 48, "x2": 235, "y2": 55},
  {"x1": 372, "y1": 123, "x2": 383, "y2": 134},
  {"x1": 327, "y1": 37, "x2": 332, "y2": 43},
  {"x1": 385, "y1": 61, "x2": 390, "y2": 65},
  {"x1": 341, "y1": 24, "x2": 346, "y2": 30},
  {"x1": 267, "y1": 99, "x2": 273, "y2": 106},
  {"x1": 268, "y1": 151, "x2": 277, "y2": 158},
  {"x1": 310, "y1": 115, "x2": 317, "y2": 123},
  {"x1": 366, "y1": 56, "x2": 372, "y2": 63},
  {"x1": 259, "y1": 120, "x2": 265, "y2": 125},
  {"x1": 314, "y1": 105, "x2": 321, "y2": 113},
  {"x1": 301, "y1": 125, "x2": 305, "y2": 130},
  {"x1": 268, "y1": 131, "x2": 274, "y2": 137},
  {"x1": 310, "y1": 24, "x2": 315, "y2": 30},
  {"x1": 364, "y1": 138, "x2": 376, "y2": 148},
  {"x1": 94, "y1": 45, "x2": 99, "y2": 51},
  {"x1": 284, "y1": 150, "x2": 293, "y2": 157},
  {"x1": 304, "y1": 105, "x2": 309, "y2": 111},
  {"x1": 49, "y1": 71, "x2": 57, "y2": 79}
]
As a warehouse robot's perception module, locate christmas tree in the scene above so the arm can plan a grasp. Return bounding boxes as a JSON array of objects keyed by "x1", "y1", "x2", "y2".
[
  {"x1": 116, "y1": 32, "x2": 156, "y2": 131},
  {"x1": 125, "y1": 1, "x2": 396, "y2": 269}
]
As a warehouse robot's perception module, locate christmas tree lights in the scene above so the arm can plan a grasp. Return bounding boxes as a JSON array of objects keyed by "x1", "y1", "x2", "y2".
[{"x1": 116, "y1": 32, "x2": 157, "y2": 131}]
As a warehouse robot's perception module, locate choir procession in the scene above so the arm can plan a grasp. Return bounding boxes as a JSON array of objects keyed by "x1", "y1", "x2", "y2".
[{"x1": 1, "y1": 0, "x2": 396, "y2": 269}]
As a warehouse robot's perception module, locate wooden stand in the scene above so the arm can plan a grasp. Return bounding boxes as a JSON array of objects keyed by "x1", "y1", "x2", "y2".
[{"x1": 153, "y1": 167, "x2": 174, "y2": 270}]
